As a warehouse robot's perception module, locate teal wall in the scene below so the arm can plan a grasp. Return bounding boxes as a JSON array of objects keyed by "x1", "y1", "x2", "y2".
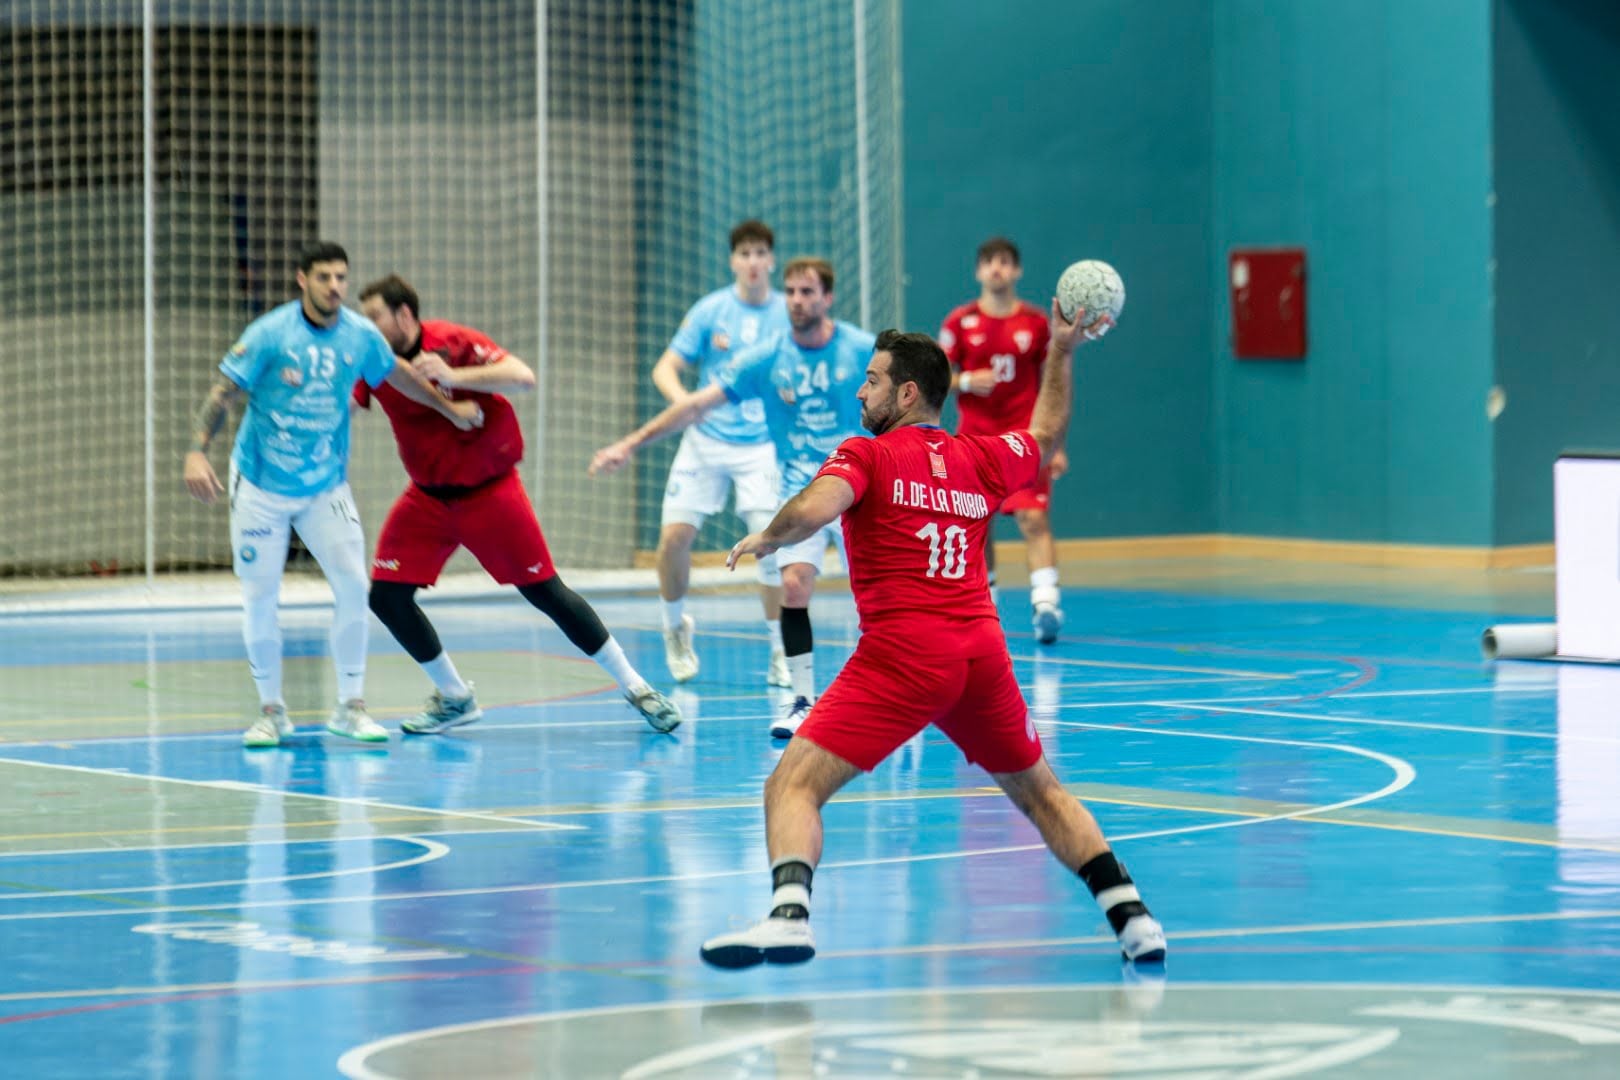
[
  {"x1": 902, "y1": 0, "x2": 1217, "y2": 539},
  {"x1": 904, "y1": 0, "x2": 1514, "y2": 546},
  {"x1": 1491, "y1": 0, "x2": 1620, "y2": 544},
  {"x1": 1212, "y1": 0, "x2": 1495, "y2": 545}
]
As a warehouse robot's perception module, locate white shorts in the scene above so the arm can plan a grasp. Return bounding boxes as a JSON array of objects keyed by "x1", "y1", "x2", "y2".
[
  {"x1": 777, "y1": 520, "x2": 844, "y2": 572},
  {"x1": 660, "y1": 428, "x2": 779, "y2": 530},
  {"x1": 229, "y1": 468, "x2": 365, "y2": 580}
]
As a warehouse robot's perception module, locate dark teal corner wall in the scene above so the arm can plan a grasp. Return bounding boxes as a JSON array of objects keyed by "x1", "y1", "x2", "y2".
[
  {"x1": 1492, "y1": 0, "x2": 1620, "y2": 545},
  {"x1": 902, "y1": 0, "x2": 1217, "y2": 539}
]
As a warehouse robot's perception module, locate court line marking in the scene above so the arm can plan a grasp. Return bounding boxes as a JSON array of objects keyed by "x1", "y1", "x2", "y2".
[
  {"x1": 0, "y1": 838, "x2": 448, "y2": 901},
  {"x1": 1159, "y1": 703, "x2": 1620, "y2": 744},
  {"x1": 0, "y1": 725, "x2": 1408, "y2": 922},
  {"x1": 0, "y1": 827, "x2": 548, "y2": 860},
  {"x1": 334, "y1": 977, "x2": 1620, "y2": 1080},
  {"x1": 0, "y1": 758, "x2": 583, "y2": 834}
]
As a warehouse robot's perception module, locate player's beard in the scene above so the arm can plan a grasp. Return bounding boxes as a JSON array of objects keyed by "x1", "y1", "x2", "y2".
[{"x1": 860, "y1": 389, "x2": 898, "y2": 435}]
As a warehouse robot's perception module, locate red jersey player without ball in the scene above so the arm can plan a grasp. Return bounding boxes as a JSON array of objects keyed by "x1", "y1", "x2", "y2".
[{"x1": 699, "y1": 295, "x2": 1166, "y2": 970}]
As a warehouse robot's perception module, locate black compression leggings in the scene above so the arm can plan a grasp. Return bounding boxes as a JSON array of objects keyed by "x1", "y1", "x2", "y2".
[{"x1": 370, "y1": 576, "x2": 610, "y2": 661}]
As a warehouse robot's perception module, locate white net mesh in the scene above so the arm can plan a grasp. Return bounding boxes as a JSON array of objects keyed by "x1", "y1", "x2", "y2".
[{"x1": 0, "y1": 0, "x2": 900, "y2": 586}]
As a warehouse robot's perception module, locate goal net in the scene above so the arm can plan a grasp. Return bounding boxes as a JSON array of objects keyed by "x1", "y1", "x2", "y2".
[{"x1": 0, "y1": 0, "x2": 902, "y2": 590}]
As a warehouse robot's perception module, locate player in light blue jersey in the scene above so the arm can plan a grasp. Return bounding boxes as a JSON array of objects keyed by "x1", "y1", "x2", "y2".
[
  {"x1": 592, "y1": 257, "x2": 873, "y2": 739},
  {"x1": 184, "y1": 241, "x2": 482, "y2": 748},
  {"x1": 647, "y1": 220, "x2": 792, "y2": 688}
]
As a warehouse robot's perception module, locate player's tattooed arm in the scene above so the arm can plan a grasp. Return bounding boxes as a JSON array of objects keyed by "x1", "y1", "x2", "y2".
[
  {"x1": 727, "y1": 475, "x2": 855, "y2": 570},
  {"x1": 183, "y1": 375, "x2": 242, "y2": 504},
  {"x1": 189, "y1": 374, "x2": 244, "y2": 454}
]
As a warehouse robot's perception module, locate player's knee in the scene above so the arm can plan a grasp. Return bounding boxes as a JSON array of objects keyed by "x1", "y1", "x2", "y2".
[
  {"x1": 369, "y1": 580, "x2": 417, "y2": 622},
  {"x1": 1016, "y1": 509, "x2": 1052, "y2": 539},
  {"x1": 781, "y1": 564, "x2": 815, "y2": 606},
  {"x1": 657, "y1": 524, "x2": 697, "y2": 557}
]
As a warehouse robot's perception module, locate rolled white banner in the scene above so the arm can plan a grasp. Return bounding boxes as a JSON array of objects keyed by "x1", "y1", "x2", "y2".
[{"x1": 1481, "y1": 623, "x2": 1558, "y2": 661}]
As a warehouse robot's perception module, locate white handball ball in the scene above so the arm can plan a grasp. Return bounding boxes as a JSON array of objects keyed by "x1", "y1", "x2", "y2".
[{"x1": 1055, "y1": 259, "x2": 1125, "y2": 326}]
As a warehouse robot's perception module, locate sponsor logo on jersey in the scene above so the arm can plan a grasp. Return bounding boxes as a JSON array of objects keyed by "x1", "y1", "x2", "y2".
[
  {"x1": 374, "y1": 558, "x2": 400, "y2": 571},
  {"x1": 926, "y1": 441, "x2": 948, "y2": 479},
  {"x1": 740, "y1": 315, "x2": 760, "y2": 344},
  {"x1": 1000, "y1": 432, "x2": 1027, "y2": 457},
  {"x1": 961, "y1": 314, "x2": 980, "y2": 329},
  {"x1": 241, "y1": 527, "x2": 273, "y2": 538},
  {"x1": 967, "y1": 335, "x2": 986, "y2": 347},
  {"x1": 280, "y1": 366, "x2": 303, "y2": 388},
  {"x1": 712, "y1": 330, "x2": 731, "y2": 352},
  {"x1": 1013, "y1": 330, "x2": 1034, "y2": 352},
  {"x1": 230, "y1": 341, "x2": 248, "y2": 357},
  {"x1": 937, "y1": 328, "x2": 956, "y2": 350}
]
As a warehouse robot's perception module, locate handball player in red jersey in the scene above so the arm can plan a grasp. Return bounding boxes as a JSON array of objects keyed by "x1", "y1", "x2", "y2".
[
  {"x1": 699, "y1": 299, "x2": 1167, "y2": 970},
  {"x1": 357, "y1": 274, "x2": 681, "y2": 734}
]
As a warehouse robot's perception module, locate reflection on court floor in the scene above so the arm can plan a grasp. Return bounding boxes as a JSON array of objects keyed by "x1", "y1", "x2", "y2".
[{"x1": 1, "y1": 576, "x2": 1617, "y2": 1078}]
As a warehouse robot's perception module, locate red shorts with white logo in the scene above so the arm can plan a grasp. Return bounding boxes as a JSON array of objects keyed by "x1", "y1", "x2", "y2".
[
  {"x1": 999, "y1": 465, "x2": 1051, "y2": 514},
  {"x1": 372, "y1": 469, "x2": 555, "y2": 587},
  {"x1": 796, "y1": 639, "x2": 1042, "y2": 774}
]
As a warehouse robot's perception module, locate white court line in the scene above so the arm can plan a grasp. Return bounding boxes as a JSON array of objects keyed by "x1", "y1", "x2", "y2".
[
  {"x1": 0, "y1": 758, "x2": 583, "y2": 833},
  {"x1": 0, "y1": 838, "x2": 448, "y2": 901},
  {"x1": 0, "y1": 724, "x2": 1407, "y2": 923},
  {"x1": 334, "y1": 977, "x2": 1620, "y2": 1080},
  {"x1": 0, "y1": 827, "x2": 534, "y2": 861},
  {"x1": 1160, "y1": 703, "x2": 1620, "y2": 744}
]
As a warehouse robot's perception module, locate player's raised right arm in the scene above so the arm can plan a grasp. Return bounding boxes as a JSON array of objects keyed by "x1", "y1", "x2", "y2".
[
  {"x1": 1027, "y1": 300, "x2": 1112, "y2": 467},
  {"x1": 587, "y1": 383, "x2": 727, "y2": 477},
  {"x1": 182, "y1": 374, "x2": 244, "y2": 504}
]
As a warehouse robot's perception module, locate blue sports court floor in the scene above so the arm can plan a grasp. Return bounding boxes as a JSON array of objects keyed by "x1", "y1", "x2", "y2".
[{"x1": 2, "y1": 561, "x2": 1618, "y2": 1077}]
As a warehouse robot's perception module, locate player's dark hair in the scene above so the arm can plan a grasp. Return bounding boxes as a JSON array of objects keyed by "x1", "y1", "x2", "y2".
[
  {"x1": 730, "y1": 219, "x2": 775, "y2": 252},
  {"x1": 359, "y1": 274, "x2": 421, "y2": 319},
  {"x1": 976, "y1": 236, "x2": 1021, "y2": 266},
  {"x1": 783, "y1": 256, "x2": 834, "y2": 293},
  {"x1": 876, "y1": 329, "x2": 951, "y2": 412},
  {"x1": 297, "y1": 241, "x2": 350, "y2": 273}
]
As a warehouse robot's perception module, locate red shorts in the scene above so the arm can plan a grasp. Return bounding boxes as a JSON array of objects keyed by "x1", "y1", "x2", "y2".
[
  {"x1": 372, "y1": 470, "x2": 555, "y2": 587},
  {"x1": 999, "y1": 465, "x2": 1051, "y2": 514},
  {"x1": 796, "y1": 641, "x2": 1042, "y2": 774}
]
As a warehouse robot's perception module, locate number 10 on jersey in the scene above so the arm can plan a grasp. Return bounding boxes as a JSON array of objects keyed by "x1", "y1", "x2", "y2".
[{"x1": 916, "y1": 521, "x2": 970, "y2": 579}]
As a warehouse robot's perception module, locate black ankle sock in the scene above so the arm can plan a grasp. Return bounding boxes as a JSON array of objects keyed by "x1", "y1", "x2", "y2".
[
  {"x1": 769, "y1": 859, "x2": 813, "y2": 921},
  {"x1": 1078, "y1": 851, "x2": 1150, "y2": 934}
]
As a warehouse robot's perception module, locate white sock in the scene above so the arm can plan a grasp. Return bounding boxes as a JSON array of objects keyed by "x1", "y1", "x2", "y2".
[
  {"x1": 421, "y1": 653, "x2": 470, "y2": 698},
  {"x1": 1030, "y1": 566, "x2": 1060, "y2": 609},
  {"x1": 788, "y1": 652, "x2": 816, "y2": 702},
  {"x1": 767, "y1": 619, "x2": 783, "y2": 653},
  {"x1": 661, "y1": 598, "x2": 685, "y2": 632},
  {"x1": 591, "y1": 636, "x2": 643, "y2": 694}
]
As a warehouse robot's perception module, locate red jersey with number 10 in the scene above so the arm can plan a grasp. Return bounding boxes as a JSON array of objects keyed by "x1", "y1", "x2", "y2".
[
  {"x1": 816, "y1": 424, "x2": 1040, "y2": 657},
  {"x1": 353, "y1": 320, "x2": 524, "y2": 489},
  {"x1": 938, "y1": 301, "x2": 1051, "y2": 436}
]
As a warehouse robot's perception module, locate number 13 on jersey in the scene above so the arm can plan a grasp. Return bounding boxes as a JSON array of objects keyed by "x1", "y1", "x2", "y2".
[{"x1": 916, "y1": 521, "x2": 970, "y2": 579}]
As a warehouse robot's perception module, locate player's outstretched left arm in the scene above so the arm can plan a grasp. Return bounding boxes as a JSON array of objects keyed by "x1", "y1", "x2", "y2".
[
  {"x1": 588, "y1": 383, "x2": 728, "y2": 476},
  {"x1": 727, "y1": 475, "x2": 856, "y2": 570},
  {"x1": 414, "y1": 352, "x2": 537, "y2": 395},
  {"x1": 383, "y1": 360, "x2": 485, "y2": 430}
]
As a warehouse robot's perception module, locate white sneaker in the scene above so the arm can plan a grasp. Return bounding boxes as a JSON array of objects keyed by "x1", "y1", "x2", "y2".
[
  {"x1": 1033, "y1": 601, "x2": 1064, "y2": 645},
  {"x1": 700, "y1": 916, "x2": 816, "y2": 969},
  {"x1": 401, "y1": 686, "x2": 483, "y2": 735},
  {"x1": 626, "y1": 684, "x2": 683, "y2": 733},
  {"x1": 325, "y1": 699, "x2": 388, "y2": 743},
  {"x1": 766, "y1": 649, "x2": 791, "y2": 688},
  {"x1": 1117, "y1": 913, "x2": 1167, "y2": 963},
  {"x1": 242, "y1": 704, "x2": 293, "y2": 748},
  {"x1": 771, "y1": 695, "x2": 811, "y2": 740},
  {"x1": 664, "y1": 614, "x2": 699, "y2": 683}
]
